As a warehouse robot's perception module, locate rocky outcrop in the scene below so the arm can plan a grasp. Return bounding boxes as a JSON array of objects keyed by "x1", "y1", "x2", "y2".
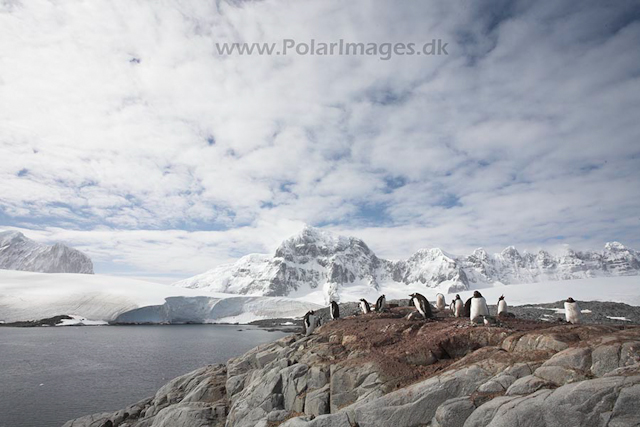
[
  {"x1": 63, "y1": 365, "x2": 228, "y2": 427},
  {"x1": 64, "y1": 306, "x2": 640, "y2": 427}
]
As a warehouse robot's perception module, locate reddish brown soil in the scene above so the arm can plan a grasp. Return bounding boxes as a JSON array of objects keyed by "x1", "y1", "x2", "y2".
[{"x1": 313, "y1": 307, "x2": 637, "y2": 390}]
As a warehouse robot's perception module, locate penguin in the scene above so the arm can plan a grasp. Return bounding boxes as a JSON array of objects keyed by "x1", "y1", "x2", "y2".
[
  {"x1": 409, "y1": 293, "x2": 433, "y2": 319},
  {"x1": 330, "y1": 301, "x2": 340, "y2": 320},
  {"x1": 483, "y1": 315, "x2": 498, "y2": 326},
  {"x1": 454, "y1": 294, "x2": 464, "y2": 317},
  {"x1": 469, "y1": 291, "x2": 489, "y2": 322},
  {"x1": 359, "y1": 298, "x2": 371, "y2": 314},
  {"x1": 497, "y1": 295, "x2": 508, "y2": 316},
  {"x1": 449, "y1": 300, "x2": 455, "y2": 313},
  {"x1": 303, "y1": 310, "x2": 315, "y2": 335},
  {"x1": 564, "y1": 297, "x2": 581, "y2": 324},
  {"x1": 463, "y1": 297, "x2": 472, "y2": 318},
  {"x1": 435, "y1": 293, "x2": 446, "y2": 311},
  {"x1": 375, "y1": 294, "x2": 386, "y2": 312}
]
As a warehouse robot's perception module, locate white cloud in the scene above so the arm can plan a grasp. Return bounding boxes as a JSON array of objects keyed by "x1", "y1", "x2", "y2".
[{"x1": 1, "y1": 0, "x2": 639, "y2": 277}]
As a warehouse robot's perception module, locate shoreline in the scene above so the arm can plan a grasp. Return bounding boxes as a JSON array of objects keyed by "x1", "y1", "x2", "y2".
[
  {"x1": 62, "y1": 302, "x2": 640, "y2": 427},
  {"x1": 3, "y1": 299, "x2": 640, "y2": 328}
]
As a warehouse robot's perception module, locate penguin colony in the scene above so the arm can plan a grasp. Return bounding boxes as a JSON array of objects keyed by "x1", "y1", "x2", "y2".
[{"x1": 310, "y1": 293, "x2": 582, "y2": 332}]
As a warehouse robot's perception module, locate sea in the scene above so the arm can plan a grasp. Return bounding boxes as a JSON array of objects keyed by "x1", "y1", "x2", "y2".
[{"x1": 0, "y1": 325, "x2": 288, "y2": 427}]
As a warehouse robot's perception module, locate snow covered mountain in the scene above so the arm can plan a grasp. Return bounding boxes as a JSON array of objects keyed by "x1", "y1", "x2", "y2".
[
  {"x1": 174, "y1": 226, "x2": 640, "y2": 302},
  {"x1": 0, "y1": 230, "x2": 94, "y2": 274}
]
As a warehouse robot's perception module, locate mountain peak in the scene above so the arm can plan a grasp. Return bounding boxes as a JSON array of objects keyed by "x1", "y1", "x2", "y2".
[
  {"x1": 500, "y1": 246, "x2": 521, "y2": 259},
  {"x1": 604, "y1": 242, "x2": 627, "y2": 251},
  {"x1": 0, "y1": 230, "x2": 26, "y2": 243},
  {"x1": 0, "y1": 231, "x2": 93, "y2": 274}
]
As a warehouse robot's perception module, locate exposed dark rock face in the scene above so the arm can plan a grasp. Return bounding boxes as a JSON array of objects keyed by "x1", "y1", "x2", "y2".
[
  {"x1": 0, "y1": 314, "x2": 73, "y2": 327},
  {"x1": 64, "y1": 304, "x2": 640, "y2": 427}
]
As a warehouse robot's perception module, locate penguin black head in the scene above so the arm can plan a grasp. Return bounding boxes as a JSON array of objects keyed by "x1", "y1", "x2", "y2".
[
  {"x1": 566, "y1": 297, "x2": 575, "y2": 303},
  {"x1": 359, "y1": 298, "x2": 367, "y2": 302},
  {"x1": 409, "y1": 293, "x2": 416, "y2": 298},
  {"x1": 455, "y1": 294, "x2": 461, "y2": 300},
  {"x1": 473, "y1": 291, "x2": 483, "y2": 298},
  {"x1": 498, "y1": 295, "x2": 505, "y2": 301},
  {"x1": 380, "y1": 294, "x2": 385, "y2": 299}
]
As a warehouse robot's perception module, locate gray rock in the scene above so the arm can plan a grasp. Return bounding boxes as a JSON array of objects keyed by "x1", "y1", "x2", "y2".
[
  {"x1": 433, "y1": 396, "x2": 476, "y2": 427},
  {"x1": 505, "y1": 375, "x2": 553, "y2": 396},
  {"x1": 226, "y1": 373, "x2": 248, "y2": 398},
  {"x1": 542, "y1": 347, "x2": 592, "y2": 371},
  {"x1": 304, "y1": 384, "x2": 330, "y2": 417},
  {"x1": 281, "y1": 412, "x2": 352, "y2": 427},
  {"x1": 608, "y1": 382, "x2": 640, "y2": 426},
  {"x1": 478, "y1": 374, "x2": 516, "y2": 393},
  {"x1": 533, "y1": 366, "x2": 587, "y2": 386},
  {"x1": 620, "y1": 341, "x2": 640, "y2": 367},
  {"x1": 502, "y1": 363, "x2": 536, "y2": 379},
  {"x1": 465, "y1": 375, "x2": 640, "y2": 427},
  {"x1": 463, "y1": 395, "x2": 523, "y2": 427},
  {"x1": 603, "y1": 363, "x2": 640, "y2": 377},
  {"x1": 502, "y1": 332, "x2": 570, "y2": 353},
  {"x1": 227, "y1": 366, "x2": 284, "y2": 427},
  {"x1": 307, "y1": 366, "x2": 330, "y2": 389},
  {"x1": 352, "y1": 364, "x2": 492, "y2": 427},
  {"x1": 151, "y1": 402, "x2": 221, "y2": 427},
  {"x1": 256, "y1": 348, "x2": 280, "y2": 368},
  {"x1": 267, "y1": 410, "x2": 290, "y2": 422},
  {"x1": 591, "y1": 344, "x2": 622, "y2": 377},
  {"x1": 62, "y1": 413, "x2": 114, "y2": 427},
  {"x1": 281, "y1": 363, "x2": 309, "y2": 412},
  {"x1": 330, "y1": 362, "x2": 386, "y2": 412}
]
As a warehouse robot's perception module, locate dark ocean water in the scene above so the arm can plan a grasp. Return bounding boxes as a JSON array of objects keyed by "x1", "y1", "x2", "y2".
[{"x1": 0, "y1": 325, "x2": 287, "y2": 427}]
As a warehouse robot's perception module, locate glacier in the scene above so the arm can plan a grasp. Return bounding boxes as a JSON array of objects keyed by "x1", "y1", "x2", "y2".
[
  {"x1": 114, "y1": 296, "x2": 322, "y2": 324},
  {"x1": 0, "y1": 269, "x2": 320, "y2": 323},
  {"x1": 174, "y1": 226, "x2": 640, "y2": 303},
  {"x1": 0, "y1": 230, "x2": 93, "y2": 274}
]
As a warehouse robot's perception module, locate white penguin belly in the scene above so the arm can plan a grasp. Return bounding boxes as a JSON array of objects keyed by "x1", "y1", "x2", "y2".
[
  {"x1": 470, "y1": 297, "x2": 489, "y2": 320},
  {"x1": 306, "y1": 315, "x2": 316, "y2": 335},
  {"x1": 498, "y1": 300, "x2": 507, "y2": 314},
  {"x1": 455, "y1": 300, "x2": 463, "y2": 317},
  {"x1": 413, "y1": 298, "x2": 423, "y2": 313},
  {"x1": 564, "y1": 302, "x2": 581, "y2": 324}
]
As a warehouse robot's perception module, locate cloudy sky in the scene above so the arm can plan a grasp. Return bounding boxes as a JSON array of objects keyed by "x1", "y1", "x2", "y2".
[{"x1": 1, "y1": 0, "x2": 639, "y2": 282}]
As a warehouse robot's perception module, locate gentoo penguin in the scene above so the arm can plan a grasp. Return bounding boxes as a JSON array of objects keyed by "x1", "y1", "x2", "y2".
[
  {"x1": 497, "y1": 295, "x2": 508, "y2": 316},
  {"x1": 375, "y1": 294, "x2": 386, "y2": 312},
  {"x1": 303, "y1": 310, "x2": 315, "y2": 335},
  {"x1": 564, "y1": 297, "x2": 581, "y2": 324},
  {"x1": 435, "y1": 293, "x2": 446, "y2": 311},
  {"x1": 469, "y1": 291, "x2": 490, "y2": 322},
  {"x1": 454, "y1": 294, "x2": 464, "y2": 317},
  {"x1": 463, "y1": 298, "x2": 472, "y2": 317},
  {"x1": 483, "y1": 315, "x2": 498, "y2": 326},
  {"x1": 330, "y1": 301, "x2": 340, "y2": 320},
  {"x1": 359, "y1": 298, "x2": 371, "y2": 314},
  {"x1": 409, "y1": 293, "x2": 433, "y2": 319}
]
